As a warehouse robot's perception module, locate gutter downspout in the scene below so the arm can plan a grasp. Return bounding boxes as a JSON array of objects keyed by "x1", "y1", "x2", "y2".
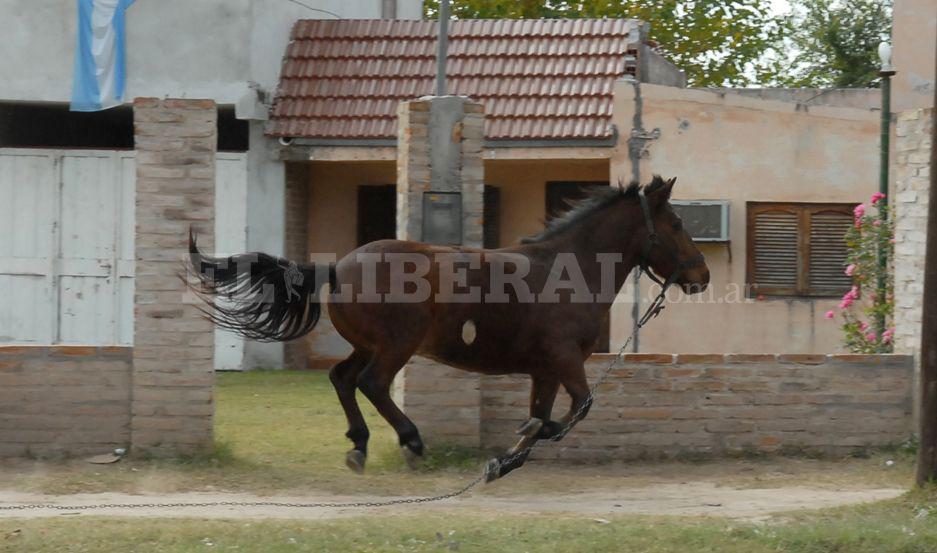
[
  {"x1": 625, "y1": 27, "x2": 660, "y2": 353},
  {"x1": 627, "y1": 77, "x2": 644, "y2": 353}
]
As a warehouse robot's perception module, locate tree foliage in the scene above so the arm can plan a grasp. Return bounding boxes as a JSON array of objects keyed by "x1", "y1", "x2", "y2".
[
  {"x1": 778, "y1": 0, "x2": 892, "y2": 88},
  {"x1": 424, "y1": 0, "x2": 783, "y2": 87}
]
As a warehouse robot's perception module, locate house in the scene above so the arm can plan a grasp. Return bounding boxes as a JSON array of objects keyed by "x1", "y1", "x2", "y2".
[
  {"x1": 265, "y1": 18, "x2": 883, "y2": 369},
  {"x1": 0, "y1": 0, "x2": 422, "y2": 371}
]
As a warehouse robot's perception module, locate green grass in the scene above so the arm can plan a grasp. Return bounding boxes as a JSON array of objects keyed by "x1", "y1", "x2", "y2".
[
  {"x1": 0, "y1": 371, "x2": 487, "y2": 496},
  {"x1": 0, "y1": 370, "x2": 917, "y2": 496},
  {"x1": 2, "y1": 488, "x2": 936, "y2": 553}
]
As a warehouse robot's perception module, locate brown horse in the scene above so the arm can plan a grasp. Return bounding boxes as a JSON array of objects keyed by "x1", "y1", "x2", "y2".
[{"x1": 188, "y1": 176, "x2": 709, "y2": 479}]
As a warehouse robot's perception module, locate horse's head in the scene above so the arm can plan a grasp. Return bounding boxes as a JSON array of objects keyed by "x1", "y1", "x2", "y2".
[{"x1": 638, "y1": 176, "x2": 710, "y2": 295}]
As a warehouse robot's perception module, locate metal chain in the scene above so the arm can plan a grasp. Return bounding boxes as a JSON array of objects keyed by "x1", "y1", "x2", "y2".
[{"x1": 0, "y1": 280, "x2": 665, "y2": 513}]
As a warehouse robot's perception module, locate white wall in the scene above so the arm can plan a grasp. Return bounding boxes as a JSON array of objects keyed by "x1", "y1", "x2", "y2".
[{"x1": 0, "y1": 0, "x2": 422, "y2": 103}]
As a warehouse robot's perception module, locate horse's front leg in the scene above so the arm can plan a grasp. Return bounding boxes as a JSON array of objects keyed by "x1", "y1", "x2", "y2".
[
  {"x1": 486, "y1": 375, "x2": 559, "y2": 482},
  {"x1": 547, "y1": 370, "x2": 593, "y2": 442}
]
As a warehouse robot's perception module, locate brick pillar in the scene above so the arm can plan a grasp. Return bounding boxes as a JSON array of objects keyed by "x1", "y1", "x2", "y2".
[
  {"x1": 132, "y1": 98, "x2": 216, "y2": 457},
  {"x1": 894, "y1": 107, "x2": 933, "y2": 429},
  {"x1": 394, "y1": 97, "x2": 485, "y2": 447},
  {"x1": 284, "y1": 162, "x2": 311, "y2": 370}
]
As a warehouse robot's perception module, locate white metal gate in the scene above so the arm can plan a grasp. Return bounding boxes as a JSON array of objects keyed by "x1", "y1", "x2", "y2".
[
  {"x1": 0, "y1": 149, "x2": 135, "y2": 345},
  {"x1": 0, "y1": 149, "x2": 250, "y2": 370}
]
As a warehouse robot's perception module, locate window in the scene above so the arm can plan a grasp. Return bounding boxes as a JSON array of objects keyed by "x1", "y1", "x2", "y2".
[
  {"x1": 746, "y1": 203, "x2": 854, "y2": 297},
  {"x1": 0, "y1": 102, "x2": 248, "y2": 152},
  {"x1": 483, "y1": 185, "x2": 501, "y2": 249}
]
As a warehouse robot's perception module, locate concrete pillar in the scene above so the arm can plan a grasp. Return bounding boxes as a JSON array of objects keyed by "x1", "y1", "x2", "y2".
[
  {"x1": 132, "y1": 98, "x2": 216, "y2": 456},
  {"x1": 394, "y1": 96, "x2": 485, "y2": 447},
  {"x1": 244, "y1": 121, "x2": 286, "y2": 369}
]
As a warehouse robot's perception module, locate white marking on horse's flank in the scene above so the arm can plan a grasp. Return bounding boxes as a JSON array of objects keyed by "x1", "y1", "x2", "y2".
[{"x1": 462, "y1": 320, "x2": 477, "y2": 345}]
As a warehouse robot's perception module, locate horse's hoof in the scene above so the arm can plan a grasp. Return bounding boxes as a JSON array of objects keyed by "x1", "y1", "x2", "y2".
[
  {"x1": 401, "y1": 446, "x2": 423, "y2": 470},
  {"x1": 484, "y1": 458, "x2": 502, "y2": 483},
  {"x1": 345, "y1": 449, "x2": 366, "y2": 474},
  {"x1": 515, "y1": 417, "x2": 544, "y2": 437}
]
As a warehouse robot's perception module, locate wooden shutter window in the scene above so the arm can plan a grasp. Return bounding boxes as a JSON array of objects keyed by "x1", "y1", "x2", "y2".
[
  {"x1": 747, "y1": 203, "x2": 854, "y2": 297},
  {"x1": 807, "y1": 209, "x2": 853, "y2": 295},
  {"x1": 749, "y1": 207, "x2": 799, "y2": 296}
]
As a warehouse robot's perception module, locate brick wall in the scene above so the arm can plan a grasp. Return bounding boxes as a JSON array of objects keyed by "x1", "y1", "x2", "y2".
[
  {"x1": 894, "y1": 108, "x2": 933, "y2": 358},
  {"x1": 284, "y1": 162, "x2": 311, "y2": 370},
  {"x1": 0, "y1": 346, "x2": 132, "y2": 458},
  {"x1": 406, "y1": 354, "x2": 913, "y2": 459},
  {"x1": 393, "y1": 356, "x2": 482, "y2": 447},
  {"x1": 133, "y1": 98, "x2": 216, "y2": 456}
]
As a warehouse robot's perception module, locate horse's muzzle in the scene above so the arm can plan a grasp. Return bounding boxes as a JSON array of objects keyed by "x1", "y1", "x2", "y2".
[{"x1": 679, "y1": 268, "x2": 710, "y2": 295}]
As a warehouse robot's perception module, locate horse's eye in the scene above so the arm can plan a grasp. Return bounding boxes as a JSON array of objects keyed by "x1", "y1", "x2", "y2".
[{"x1": 673, "y1": 221, "x2": 683, "y2": 231}]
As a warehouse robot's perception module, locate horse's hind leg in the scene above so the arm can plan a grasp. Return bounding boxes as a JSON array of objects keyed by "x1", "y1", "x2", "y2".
[
  {"x1": 356, "y1": 351, "x2": 425, "y2": 469},
  {"x1": 329, "y1": 349, "x2": 372, "y2": 474}
]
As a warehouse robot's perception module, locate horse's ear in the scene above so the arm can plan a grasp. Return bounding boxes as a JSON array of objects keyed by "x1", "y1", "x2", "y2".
[{"x1": 648, "y1": 176, "x2": 676, "y2": 209}]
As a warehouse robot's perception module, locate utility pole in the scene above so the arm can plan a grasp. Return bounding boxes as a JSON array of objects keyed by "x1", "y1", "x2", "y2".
[
  {"x1": 435, "y1": 0, "x2": 450, "y2": 97},
  {"x1": 915, "y1": 46, "x2": 937, "y2": 487}
]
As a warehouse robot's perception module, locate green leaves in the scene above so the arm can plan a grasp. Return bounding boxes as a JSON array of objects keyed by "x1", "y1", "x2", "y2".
[
  {"x1": 423, "y1": 0, "x2": 783, "y2": 87},
  {"x1": 423, "y1": 0, "x2": 892, "y2": 89},
  {"x1": 776, "y1": 0, "x2": 892, "y2": 88}
]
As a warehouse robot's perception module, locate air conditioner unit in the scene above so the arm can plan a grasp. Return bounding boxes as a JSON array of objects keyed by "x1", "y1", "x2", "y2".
[{"x1": 671, "y1": 200, "x2": 730, "y2": 242}]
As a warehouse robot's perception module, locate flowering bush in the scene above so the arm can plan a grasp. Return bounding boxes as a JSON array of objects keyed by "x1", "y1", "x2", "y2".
[{"x1": 827, "y1": 192, "x2": 894, "y2": 353}]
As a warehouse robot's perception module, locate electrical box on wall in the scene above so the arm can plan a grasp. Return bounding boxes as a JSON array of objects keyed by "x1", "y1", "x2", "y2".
[
  {"x1": 422, "y1": 192, "x2": 462, "y2": 245},
  {"x1": 671, "y1": 200, "x2": 730, "y2": 242}
]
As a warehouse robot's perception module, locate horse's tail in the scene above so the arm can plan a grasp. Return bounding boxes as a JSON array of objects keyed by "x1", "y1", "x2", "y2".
[{"x1": 186, "y1": 229, "x2": 335, "y2": 342}]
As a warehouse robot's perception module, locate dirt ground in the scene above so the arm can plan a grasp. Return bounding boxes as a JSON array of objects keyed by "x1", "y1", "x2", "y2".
[
  {"x1": 0, "y1": 484, "x2": 904, "y2": 521},
  {"x1": 0, "y1": 456, "x2": 909, "y2": 522}
]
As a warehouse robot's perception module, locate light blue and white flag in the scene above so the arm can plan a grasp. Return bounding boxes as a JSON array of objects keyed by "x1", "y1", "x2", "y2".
[{"x1": 71, "y1": 0, "x2": 135, "y2": 112}]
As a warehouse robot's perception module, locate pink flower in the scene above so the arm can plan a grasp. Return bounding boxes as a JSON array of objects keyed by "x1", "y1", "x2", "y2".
[
  {"x1": 883, "y1": 328, "x2": 895, "y2": 343},
  {"x1": 860, "y1": 321, "x2": 869, "y2": 331},
  {"x1": 839, "y1": 286, "x2": 860, "y2": 309},
  {"x1": 845, "y1": 264, "x2": 856, "y2": 276},
  {"x1": 865, "y1": 332, "x2": 878, "y2": 342},
  {"x1": 871, "y1": 192, "x2": 886, "y2": 205},
  {"x1": 825, "y1": 310, "x2": 835, "y2": 319},
  {"x1": 854, "y1": 204, "x2": 866, "y2": 219},
  {"x1": 873, "y1": 220, "x2": 882, "y2": 227}
]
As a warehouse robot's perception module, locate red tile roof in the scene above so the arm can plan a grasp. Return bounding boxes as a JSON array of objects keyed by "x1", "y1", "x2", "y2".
[{"x1": 266, "y1": 18, "x2": 640, "y2": 142}]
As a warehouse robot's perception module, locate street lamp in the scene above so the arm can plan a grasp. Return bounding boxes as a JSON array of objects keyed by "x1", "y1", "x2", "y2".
[{"x1": 876, "y1": 41, "x2": 896, "y2": 340}]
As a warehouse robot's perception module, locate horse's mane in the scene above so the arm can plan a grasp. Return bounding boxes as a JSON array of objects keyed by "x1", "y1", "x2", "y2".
[{"x1": 521, "y1": 176, "x2": 669, "y2": 244}]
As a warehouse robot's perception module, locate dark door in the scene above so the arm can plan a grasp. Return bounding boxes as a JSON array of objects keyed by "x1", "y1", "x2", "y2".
[
  {"x1": 545, "y1": 181, "x2": 611, "y2": 353},
  {"x1": 357, "y1": 185, "x2": 396, "y2": 247}
]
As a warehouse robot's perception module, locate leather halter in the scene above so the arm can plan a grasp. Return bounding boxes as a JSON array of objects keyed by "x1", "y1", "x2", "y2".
[{"x1": 636, "y1": 189, "x2": 706, "y2": 320}]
